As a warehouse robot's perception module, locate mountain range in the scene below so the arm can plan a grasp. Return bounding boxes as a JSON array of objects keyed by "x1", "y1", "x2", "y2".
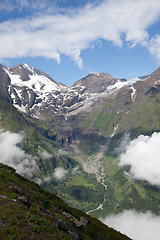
[
  {"x1": 0, "y1": 63, "x2": 160, "y2": 226},
  {"x1": 0, "y1": 63, "x2": 141, "y2": 122}
]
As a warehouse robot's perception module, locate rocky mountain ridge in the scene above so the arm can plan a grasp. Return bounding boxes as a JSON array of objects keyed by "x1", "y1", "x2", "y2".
[{"x1": 0, "y1": 63, "x2": 143, "y2": 122}]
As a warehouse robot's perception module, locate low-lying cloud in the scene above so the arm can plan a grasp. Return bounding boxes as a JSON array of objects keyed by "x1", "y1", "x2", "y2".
[
  {"x1": 101, "y1": 210, "x2": 160, "y2": 240},
  {"x1": 72, "y1": 165, "x2": 79, "y2": 174},
  {"x1": 35, "y1": 164, "x2": 80, "y2": 185},
  {"x1": 53, "y1": 167, "x2": 68, "y2": 180},
  {"x1": 0, "y1": 130, "x2": 37, "y2": 177},
  {"x1": 57, "y1": 149, "x2": 68, "y2": 157},
  {"x1": 119, "y1": 132, "x2": 160, "y2": 186},
  {"x1": 38, "y1": 150, "x2": 52, "y2": 160},
  {"x1": 115, "y1": 133, "x2": 130, "y2": 155}
]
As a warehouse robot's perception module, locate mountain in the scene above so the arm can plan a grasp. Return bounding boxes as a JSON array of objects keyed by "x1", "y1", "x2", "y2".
[
  {"x1": 1, "y1": 63, "x2": 142, "y2": 137},
  {"x1": 73, "y1": 72, "x2": 118, "y2": 93},
  {"x1": 0, "y1": 163, "x2": 131, "y2": 240},
  {"x1": 0, "y1": 63, "x2": 160, "y2": 222},
  {"x1": 1, "y1": 63, "x2": 134, "y2": 122}
]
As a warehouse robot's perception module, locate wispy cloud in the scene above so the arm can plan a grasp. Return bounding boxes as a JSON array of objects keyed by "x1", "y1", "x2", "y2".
[
  {"x1": 119, "y1": 132, "x2": 160, "y2": 186},
  {"x1": 1, "y1": 0, "x2": 160, "y2": 67},
  {"x1": 115, "y1": 133, "x2": 130, "y2": 155},
  {"x1": 0, "y1": 0, "x2": 53, "y2": 12},
  {"x1": 101, "y1": 210, "x2": 160, "y2": 240},
  {"x1": 72, "y1": 165, "x2": 80, "y2": 174},
  {"x1": 57, "y1": 149, "x2": 68, "y2": 157},
  {"x1": 0, "y1": 130, "x2": 37, "y2": 177},
  {"x1": 35, "y1": 164, "x2": 80, "y2": 185},
  {"x1": 148, "y1": 34, "x2": 160, "y2": 64},
  {"x1": 38, "y1": 149, "x2": 52, "y2": 160}
]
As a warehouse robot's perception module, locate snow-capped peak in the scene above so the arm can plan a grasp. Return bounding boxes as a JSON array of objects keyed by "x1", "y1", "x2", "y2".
[
  {"x1": 5, "y1": 67, "x2": 61, "y2": 93},
  {"x1": 3, "y1": 63, "x2": 147, "y2": 120},
  {"x1": 21, "y1": 63, "x2": 34, "y2": 73}
]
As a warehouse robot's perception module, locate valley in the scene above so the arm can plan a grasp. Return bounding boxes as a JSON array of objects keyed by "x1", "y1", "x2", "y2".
[{"x1": 0, "y1": 63, "x2": 160, "y2": 222}]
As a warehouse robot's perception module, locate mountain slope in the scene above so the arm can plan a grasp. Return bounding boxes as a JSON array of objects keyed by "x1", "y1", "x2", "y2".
[
  {"x1": 0, "y1": 163, "x2": 131, "y2": 240},
  {"x1": 0, "y1": 63, "x2": 160, "y2": 221}
]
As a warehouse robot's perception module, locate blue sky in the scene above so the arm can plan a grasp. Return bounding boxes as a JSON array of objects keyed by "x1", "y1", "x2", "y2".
[{"x1": 0, "y1": 0, "x2": 160, "y2": 86}]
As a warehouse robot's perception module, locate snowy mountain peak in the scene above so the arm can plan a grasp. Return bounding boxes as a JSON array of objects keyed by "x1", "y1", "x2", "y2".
[
  {"x1": 9, "y1": 63, "x2": 34, "y2": 81},
  {"x1": 1, "y1": 63, "x2": 147, "y2": 120},
  {"x1": 20, "y1": 63, "x2": 34, "y2": 72},
  {"x1": 73, "y1": 72, "x2": 119, "y2": 93},
  {"x1": 2, "y1": 64, "x2": 67, "y2": 115}
]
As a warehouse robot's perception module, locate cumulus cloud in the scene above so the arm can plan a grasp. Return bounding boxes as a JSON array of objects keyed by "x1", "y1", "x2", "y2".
[
  {"x1": 1, "y1": 0, "x2": 160, "y2": 66},
  {"x1": 0, "y1": 130, "x2": 37, "y2": 177},
  {"x1": 119, "y1": 132, "x2": 160, "y2": 186},
  {"x1": 53, "y1": 167, "x2": 68, "y2": 180},
  {"x1": 101, "y1": 210, "x2": 160, "y2": 240}
]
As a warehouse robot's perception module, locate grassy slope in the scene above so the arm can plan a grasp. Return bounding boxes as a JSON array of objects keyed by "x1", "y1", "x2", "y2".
[
  {"x1": 0, "y1": 163, "x2": 131, "y2": 240},
  {"x1": 70, "y1": 86, "x2": 160, "y2": 217},
  {"x1": 42, "y1": 170, "x2": 105, "y2": 213},
  {"x1": 1, "y1": 83, "x2": 160, "y2": 220},
  {"x1": 0, "y1": 98, "x2": 108, "y2": 216}
]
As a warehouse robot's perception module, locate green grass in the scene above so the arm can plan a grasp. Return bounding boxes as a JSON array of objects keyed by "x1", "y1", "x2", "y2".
[
  {"x1": 0, "y1": 99, "x2": 27, "y2": 131},
  {"x1": 1, "y1": 80, "x2": 160, "y2": 229},
  {"x1": 94, "y1": 111, "x2": 116, "y2": 135},
  {"x1": 0, "y1": 163, "x2": 131, "y2": 240},
  {"x1": 65, "y1": 174, "x2": 97, "y2": 189},
  {"x1": 41, "y1": 170, "x2": 106, "y2": 212},
  {"x1": 103, "y1": 155, "x2": 120, "y2": 177}
]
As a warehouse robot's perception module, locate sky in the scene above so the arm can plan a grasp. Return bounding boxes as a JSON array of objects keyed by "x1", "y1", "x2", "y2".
[{"x1": 1, "y1": 0, "x2": 160, "y2": 86}]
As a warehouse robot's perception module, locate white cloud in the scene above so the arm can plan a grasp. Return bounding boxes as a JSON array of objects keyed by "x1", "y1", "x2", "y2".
[
  {"x1": 0, "y1": 130, "x2": 37, "y2": 177},
  {"x1": 72, "y1": 165, "x2": 80, "y2": 174},
  {"x1": 101, "y1": 210, "x2": 160, "y2": 240},
  {"x1": 57, "y1": 149, "x2": 68, "y2": 157},
  {"x1": 1, "y1": 0, "x2": 160, "y2": 66},
  {"x1": 119, "y1": 132, "x2": 160, "y2": 186},
  {"x1": 148, "y1": 34, "x2": 160, "y2": 64},
  {"x1": 43, "y1": 176, "x2": 51, "y2": 182},
  {"x1": 34, "y1": 178, "x2": 43, "y2": 185},
  {"x1": 115, "y1": 133, "x2": 130, "y2": 155},
  {"x1": 0, "y1": 0, "x2": 52, "y2": 12},
  {"x1": 38, "y1": 150, "x2": 52, "y2": 160},
  {"x1": 53, "y1": 167, "x2": 68, "y2": 180}
]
